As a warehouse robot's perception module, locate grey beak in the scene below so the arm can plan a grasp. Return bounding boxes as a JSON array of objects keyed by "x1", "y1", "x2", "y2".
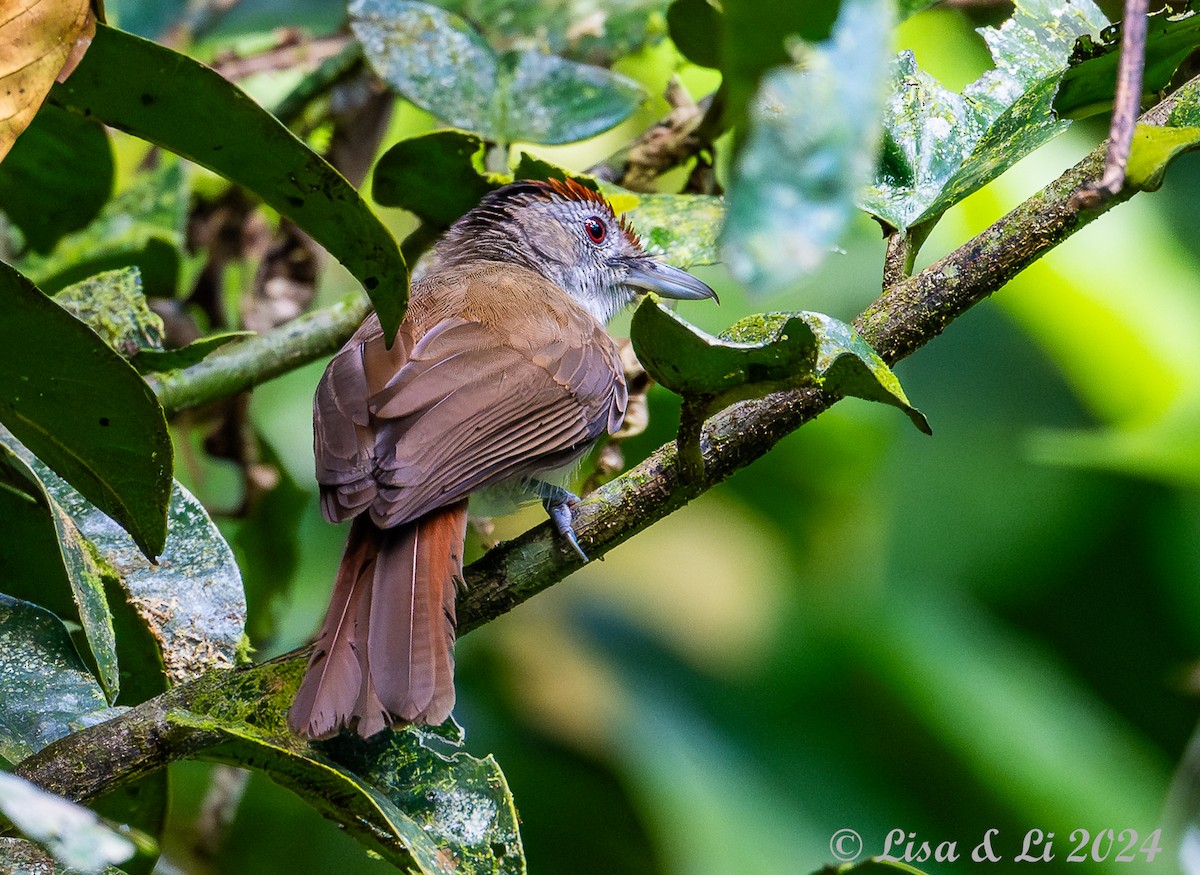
[{"x1": 620, "y1": 257, "x2": 719, "y2": 303}]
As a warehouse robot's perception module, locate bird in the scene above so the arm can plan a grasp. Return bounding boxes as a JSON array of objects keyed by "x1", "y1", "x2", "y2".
[{"x1": 288, "y1": 177, "x2": 717, "y2": 739}]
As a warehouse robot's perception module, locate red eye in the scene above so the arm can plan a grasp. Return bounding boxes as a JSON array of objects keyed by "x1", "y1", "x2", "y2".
[{"x1": 584, "y1": 216, "x2": 606, "y2": 244}]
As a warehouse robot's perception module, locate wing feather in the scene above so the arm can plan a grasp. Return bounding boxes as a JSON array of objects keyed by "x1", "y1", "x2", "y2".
[{"x1": 314, "y1": 268, "x2": 626, "y2": 529}]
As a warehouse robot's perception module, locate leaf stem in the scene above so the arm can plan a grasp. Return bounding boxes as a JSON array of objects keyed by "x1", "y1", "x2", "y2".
[{"x1": 1084, "y1": 0, "x2": 1149, "y2": 202}]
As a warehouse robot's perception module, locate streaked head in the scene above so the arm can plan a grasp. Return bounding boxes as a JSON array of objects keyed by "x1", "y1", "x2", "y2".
[{"x1": 436, "y1": 178, "x2": 717, "y2": 324}]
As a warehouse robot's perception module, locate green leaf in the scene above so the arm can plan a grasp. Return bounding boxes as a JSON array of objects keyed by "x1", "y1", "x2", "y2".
[
  {"x1": 1124, "y1": 123, "x2": 1200, "y2": 192},
  {"x1": 631, "y1": 299, "x2": 931, "y2": 433},
  {"x1": 169, "y1": 661, "x2": 526, "y2": 874},
  {"x1": 19, "y1": 158, "x2": 187, "y2": 298},
  {"x1": 350, "y1": 0, "x2": 644, "y2": 145},
  {"x1": 12, "y1": 445, "x2": 246, "y2": 688},
  {"x1": 1057, "y1": 8, "x2": 1200, "y2": 118},
  {"x1": 0, "y1": 771, "x2": 138, "y2": 874},
  {"x1": 0, "y1": 105, "x2": 113, "y2": 255},
  {"x1": 48, "y1": 23, "x2": 407, "y2": 341},
  {"x1": 0, "y1": 437, "x2": 120, "y2": 701},
  {"x1": 0, "y1": 594, "x2": 111, "y2": 765},
  {"x1": 666, "y1": 0, "x2": 721, "y2": 69},
  {"x1": 862, "y1": 0, "x2": 1108, "y2": 231},
  {"x1": 373, "y1": 129, "x2": 500, "y2": 226},
  {"x1": 722, "y1": 0, "x2": 893, "y2": 292},
  {"x1": 131, "y1": 332, "x2": 254, "y2": 374},
  {"x1": 0, "y1": 260, "x2": 171, "y2": 559}
]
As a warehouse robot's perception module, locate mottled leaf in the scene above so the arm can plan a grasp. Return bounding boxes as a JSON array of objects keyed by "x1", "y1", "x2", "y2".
[
  {"x1": 350, "y1": 0, "x2": 644, "y2": 145},
  {"x1": 0, "y1": 594, "x2": 111, "y2": 765},
  {"x1": 0, "y1": 260, "x2": 172, "y2": 559},
  {"x1": 608, "y1": 190, "x2": 722, "y2": 270},
  {"x1": 0, "y1": 772, "x2": 137, "y2": 874},
  {"x1": 722, "y1": 0, "x2": 893, "y2": 292},
  {"x1": 804, "y1": 311, "x2": 932, "y2": 434},
  {"x1": 20, "y1": 158, "x2": 187, "y2": 297},
  {"x1": 54, "y1": 268, "x2": 165, "y2": 358},
  {"x1": 0, "y1": 0, "x2": 94, "y2": 162},
  {"x1": 0, "y1": 435, "x2": 119, "y2": 701},
  {"x1": 12, "y1": 446, "x2": 247, "y2": 687},
  {"x1": 498, "y1": 49, "x2": 644, "y2": 145},
  {"x1": 1057, "y1": 7, "x2": 1200, "y2": 118},
  {"x1": 0, "y1": 433, "x2": 166, "y2": 708},
  {"x1": 48, "y1": 23, "x2": 408, "y2": 341},
  {"x1": 862, "y1": 0, "x2": 1108, "y2": 231},
  {"x1": 167, "y1": 661, "x2": 525, "y2": 874},
  {"x1": 436, "y1": 0, "x2": 668, "y2": 64},
  {"x1": 631, "y1": 299, "x2": 930, "y2": 432},
  {"x1": 352, "y1": 0, "x2": 497, "y2": 137},
  {"x1": 0, "y1": 104, "x2": 113, "y2": 254}
]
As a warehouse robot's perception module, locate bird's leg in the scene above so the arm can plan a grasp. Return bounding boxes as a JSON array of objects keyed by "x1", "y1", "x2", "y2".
[{"x1": 524, "y1": 479, "x2": 589, "y2": 563}]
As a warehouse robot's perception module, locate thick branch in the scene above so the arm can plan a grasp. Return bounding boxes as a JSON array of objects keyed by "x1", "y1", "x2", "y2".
[{"x1": 18, "y1": 79, "x2": 1194, "y2": 804}]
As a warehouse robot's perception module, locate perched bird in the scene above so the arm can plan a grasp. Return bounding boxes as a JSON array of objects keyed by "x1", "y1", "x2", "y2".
[{"x1": 289, "y1": 178, "x2": 716, "y2": 739}]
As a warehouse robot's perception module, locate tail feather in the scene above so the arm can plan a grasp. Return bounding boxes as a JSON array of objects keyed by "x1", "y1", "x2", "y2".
[
  {"x1": 368, "y1": 499, "x2": 468, "y2": 724},
  {"x1": 288, "y1": 518, "x2": 380, "y2": 738},
  {"x1": 288, "y1": 503, "x2": 469, "y2": 739}
]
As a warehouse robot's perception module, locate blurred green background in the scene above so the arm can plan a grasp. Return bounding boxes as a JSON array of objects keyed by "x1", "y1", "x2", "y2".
[{"x1": 101, "y1": 1, "x2": 1200, "y2": 872}]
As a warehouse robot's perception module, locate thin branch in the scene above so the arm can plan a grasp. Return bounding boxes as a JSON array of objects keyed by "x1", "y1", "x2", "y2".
[
  {"x1": 17, "y1": 76, "x2": 1195, "y2": 806},
  {"x1": 1078, "y1": 0, "x2": 1149, "y2": 204},
  {"x1": 210, "y1": 33, "x2": 353, "y2": 83},
  {"x1": 148, "y1": 294, "x2": 370, "y2": 417}
]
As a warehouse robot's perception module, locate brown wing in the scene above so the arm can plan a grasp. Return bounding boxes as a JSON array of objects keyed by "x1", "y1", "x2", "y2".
[{"x1": 314, "y1": 268, "x2": 626, "y2": 529}]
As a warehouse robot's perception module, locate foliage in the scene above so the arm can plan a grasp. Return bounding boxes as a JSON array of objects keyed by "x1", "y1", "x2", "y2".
[{"x1": 4, "y1": 0, "x2": 1200, "y2": 873}]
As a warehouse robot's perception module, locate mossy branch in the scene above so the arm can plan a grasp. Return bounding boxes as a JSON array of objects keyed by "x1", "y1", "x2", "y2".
[{"x1": 15, "y1": 79, "x2": 1193, "y2": 804}]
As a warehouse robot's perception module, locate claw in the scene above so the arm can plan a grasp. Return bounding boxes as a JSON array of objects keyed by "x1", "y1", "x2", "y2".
[
  {"x1": 528, "y1": 479, "x2": 590, "y2": 563},
  {"x1": 546, "y1": 499, "x2": 590, "y2": 562}
]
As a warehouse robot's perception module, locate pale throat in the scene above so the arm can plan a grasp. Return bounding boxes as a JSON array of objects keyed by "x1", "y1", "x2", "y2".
[{"x1": 555, "y1": 265, "x2": 638, "y2": 326}]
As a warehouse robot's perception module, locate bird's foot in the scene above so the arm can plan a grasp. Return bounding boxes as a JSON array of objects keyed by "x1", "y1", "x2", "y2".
[{"x1": 527, "y1": 480, "x2": 589, "y2": 563}]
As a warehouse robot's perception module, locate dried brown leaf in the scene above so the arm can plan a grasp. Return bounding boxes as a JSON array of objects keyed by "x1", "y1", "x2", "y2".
[{"x1": 0, "y1": 0, "x2": 94, "y2": 162}]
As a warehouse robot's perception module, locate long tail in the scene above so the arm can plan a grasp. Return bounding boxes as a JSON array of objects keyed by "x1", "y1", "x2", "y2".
[{"x1": 288, "y1": 500, "x2": 469, "y2": 739}]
